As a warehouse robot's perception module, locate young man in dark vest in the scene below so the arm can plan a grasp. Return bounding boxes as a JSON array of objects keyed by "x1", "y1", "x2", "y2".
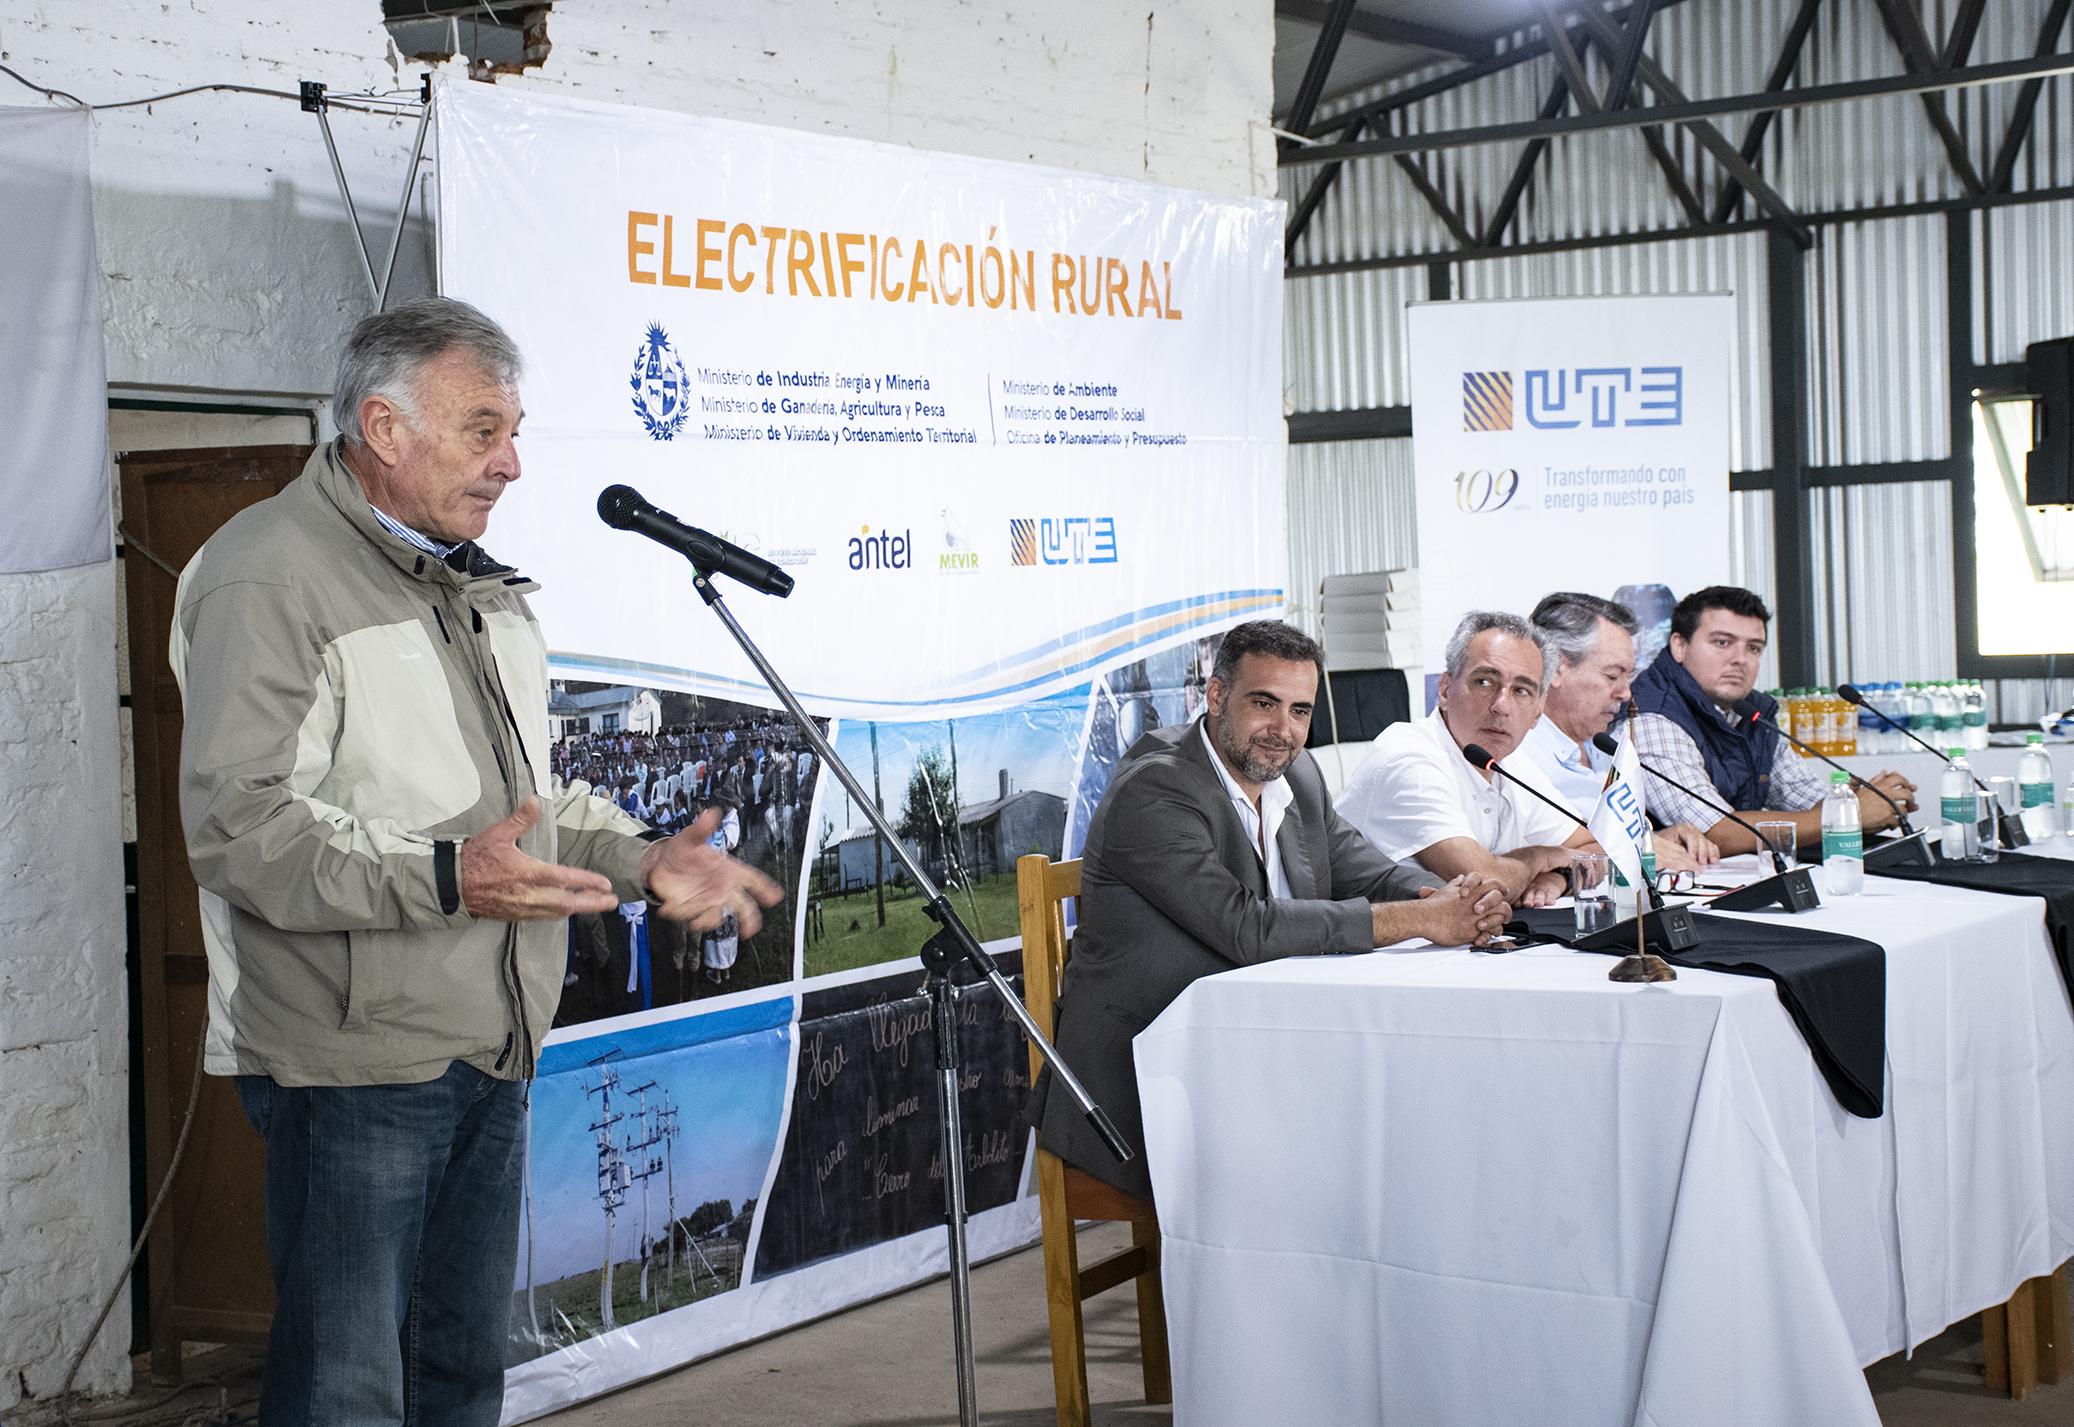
[{"x1": 1628, "y1": 585, "x2": 1917, "y2": 856}]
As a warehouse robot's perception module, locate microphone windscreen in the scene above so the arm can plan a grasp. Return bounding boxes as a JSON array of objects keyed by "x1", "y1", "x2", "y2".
[
  {"x1": 1836, "y1": 682, "x2": 1865, "y2": 706},
  {"x1": 1592, "y1": 732, "x2": 1620, "y2": 757},
  {"x1": 1730, "y1": 695, "x2": 1762, "y2": 722},
  {"x1": 597, "y1": 484, "x2": 644, "y2": 529},
  {"x1": 1460, "y1": 742, "x2": 1495, "y2": 769}
]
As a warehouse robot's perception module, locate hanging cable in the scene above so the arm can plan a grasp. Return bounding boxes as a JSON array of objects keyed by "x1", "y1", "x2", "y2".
[{"x1": 0, "y1": 61, "x2": 421, "y2": 116}]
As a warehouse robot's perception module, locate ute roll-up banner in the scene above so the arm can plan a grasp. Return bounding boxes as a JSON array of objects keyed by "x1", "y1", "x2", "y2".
[
  {"x1": 1409, "y1": 294, "x2": 1733, "y2": 700},
  {"x1": 432, "y1": 79, "x2": 1282, "y2": 1421}
]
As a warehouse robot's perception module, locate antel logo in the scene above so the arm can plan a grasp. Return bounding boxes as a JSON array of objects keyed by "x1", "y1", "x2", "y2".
[{"x1": 848, "y1": 524, "x2": 911, "y2": 571}]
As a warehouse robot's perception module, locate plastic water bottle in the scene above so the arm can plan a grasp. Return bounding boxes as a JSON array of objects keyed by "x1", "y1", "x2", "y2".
[
  {"x1": 1906, "y1": 683, "x2": 1932, "y2": 746},
  {"x1": 1858, "y1": 684, "x2": 1883, "y2": 754},
  {"x1": 2021, "y1": 732, "x2": 2059, "y2": 837},
  {"x1": 1962, "y1": 681, "x2": 1989, "y2": 750},
  {"x1": 1929, "y1": 683, "x2": 1956, "y2": 741},
  {"x1": 1941, "y1": 749, "x2": 1979, "y2": 861},
  {"x1": 1880, "y1": 681, "x2": 1907, "y2": 753},
  {"x1": 1821, "y1": 770, "x2": 1865, "y2": 894}
]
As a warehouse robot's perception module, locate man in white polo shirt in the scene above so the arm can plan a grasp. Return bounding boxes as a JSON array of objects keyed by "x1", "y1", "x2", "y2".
[{"x1": 1338, "y1": 610, "x2": 1589, "y2": 907}]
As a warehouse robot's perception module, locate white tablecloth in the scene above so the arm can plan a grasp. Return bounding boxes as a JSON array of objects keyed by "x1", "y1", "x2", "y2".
[{"x1": 1132, "y1": 859, "x2": 2074, "y2": 1427}]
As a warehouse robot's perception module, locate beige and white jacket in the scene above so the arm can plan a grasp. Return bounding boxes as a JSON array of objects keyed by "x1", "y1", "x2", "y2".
[{"x1": 171, "y1": 442, "x2": 652, "y2": 1086}]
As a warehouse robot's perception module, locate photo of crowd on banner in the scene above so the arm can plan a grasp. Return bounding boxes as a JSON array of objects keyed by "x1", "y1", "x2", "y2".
[{"x1": 546, "y1": 682, "x2": 823, "y2": 1022}]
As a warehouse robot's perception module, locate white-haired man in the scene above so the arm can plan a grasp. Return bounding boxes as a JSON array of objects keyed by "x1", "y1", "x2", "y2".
[
  {"x1": 173, "y1": 298, "x2": 781, "y2": 1425},
  {"x1": 1518, "y1": 591, "x2": 1719, "y2": 870}
]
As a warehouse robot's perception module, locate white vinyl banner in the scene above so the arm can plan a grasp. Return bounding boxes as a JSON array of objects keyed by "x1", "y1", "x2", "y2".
[
  {"x1": 1408, "y1": 295, "x2": 1733, "y2": 690},
  {"x1": 0, "y1": 105, "x2": 110, "y2": 574},
  {"x1": 433, "y1": 79, "x2": 1284, "y2": 1422},
  {"x1": 435, "y1": 79, "x2": 1285, "y2": 719}
]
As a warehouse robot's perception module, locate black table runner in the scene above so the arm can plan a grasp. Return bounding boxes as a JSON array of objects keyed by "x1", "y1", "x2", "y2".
[
  {"x1": 1869, "y1": 851, "x2": 2074, "y2": 996},
  {"x1": 1512, "y1": 906, "x2": 1886, "y2": 1119}
]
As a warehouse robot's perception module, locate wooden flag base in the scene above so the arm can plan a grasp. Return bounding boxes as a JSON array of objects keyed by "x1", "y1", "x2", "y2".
[{"x1": 1610, "y1": 883, "x2": 1676, "y2": 982}]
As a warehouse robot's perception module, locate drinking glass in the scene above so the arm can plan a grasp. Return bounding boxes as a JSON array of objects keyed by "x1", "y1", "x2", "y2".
[
  {"x1": 1754, "y1": 819, "x2": 1797, "y2": 868},
  {"x1": 1571, "y1": 852, "x2": 1615, "y2": 935}
]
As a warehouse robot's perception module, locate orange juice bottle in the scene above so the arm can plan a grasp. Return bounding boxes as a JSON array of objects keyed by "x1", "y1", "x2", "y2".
[{"x1": 1792, "y1": 689, "x2": 1819, "y2": 755}]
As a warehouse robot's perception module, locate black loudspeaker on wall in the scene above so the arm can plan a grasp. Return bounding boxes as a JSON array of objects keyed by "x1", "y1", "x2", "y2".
[{"x1": 2026, "y1": 336, "x2": 2074, "y2": 507}]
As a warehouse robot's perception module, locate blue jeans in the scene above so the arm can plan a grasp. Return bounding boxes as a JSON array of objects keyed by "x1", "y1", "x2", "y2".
[{"x1": 236, "y1": 1063, "x2": 522, "y2": 1427}]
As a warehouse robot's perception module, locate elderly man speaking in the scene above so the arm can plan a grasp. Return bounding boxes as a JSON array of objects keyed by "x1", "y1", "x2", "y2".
[{"x1": 172, "y1": 297, "x2": 781, "y2": 1426}]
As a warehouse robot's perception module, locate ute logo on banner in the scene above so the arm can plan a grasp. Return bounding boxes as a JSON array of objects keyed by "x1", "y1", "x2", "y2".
[
  {"x1": 630, "y1": 321, "x2": 693, "y2": 440},
  {"x1": 1410, "y1": 295, "x2": 1731, "y2": 711},
  {"x1": 1462, "y1": 365, "x2": 1686, "y2": 433},
  {"x1": 1009, "y1": 516, "x2": 1120, "y2": 566}
]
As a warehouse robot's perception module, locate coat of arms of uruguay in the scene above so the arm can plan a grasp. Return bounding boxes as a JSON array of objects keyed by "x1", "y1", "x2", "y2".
[{"x1": 629, "y1": 322, "x2": 691, "y2": 440}]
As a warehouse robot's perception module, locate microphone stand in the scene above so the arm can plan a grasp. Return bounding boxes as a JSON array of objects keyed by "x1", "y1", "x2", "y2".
[
  {"x1": 675, "y1": 560, "x2": 1127, "y2": 1427},
  {"x1": 1458, "y1": 740, "x2": 1696, "y2": 970},
  {"x1": 1610, "y1": 736, "x2": 1822, "y2": 913},
  {"x1": 1737, "y1": 705, "x2": 1936, "y2": 869},
  {"x1": 1838, "y1": 685, "x2": 2027, "y2": 851}
]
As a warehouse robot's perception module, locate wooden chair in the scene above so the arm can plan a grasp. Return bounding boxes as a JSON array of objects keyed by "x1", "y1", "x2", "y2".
[
  {"x1": 1983, "y1": 1260, "x2": 2072, "y2": 1398},
  {"x1": 1016, "y1": 853, "x2": 1172, "y2": 1427}
]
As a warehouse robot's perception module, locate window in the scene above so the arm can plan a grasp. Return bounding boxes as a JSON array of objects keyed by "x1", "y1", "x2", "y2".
[
  {"x1": 1970, "y1": 396, "x2": 2074, "y2": 658},
  {"x1": 602, "y1": 712, "x2": 620, "y2": 733},
  {"x1": 382, "y1": 2, "x2": 549, "y2": 79}
]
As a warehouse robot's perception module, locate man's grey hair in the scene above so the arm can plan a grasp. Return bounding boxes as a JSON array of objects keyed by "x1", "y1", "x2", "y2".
[
  {"x1": 1443, "y1": 610, "x2": 1554, "y2": 687},
  {"x1": 333, "y1": 297, "x2": 522, "y2": 446},
  {"x1": 1530, "y1": 591, "x2": 1639, "y2": 671}
]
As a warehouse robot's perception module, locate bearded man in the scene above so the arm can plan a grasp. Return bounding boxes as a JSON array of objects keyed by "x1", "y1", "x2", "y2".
[{"x1": 1025, "y1": 619, "x2": 1508, "y2": 1200}]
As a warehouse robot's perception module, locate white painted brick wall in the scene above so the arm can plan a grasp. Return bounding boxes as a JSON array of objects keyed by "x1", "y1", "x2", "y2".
[
  {"x1": 0, "y1": 0, "x2": 1271, "y2": 1412},
  {"x1": 0, "y1": 563, "x2": 126, "y2": 1411}
]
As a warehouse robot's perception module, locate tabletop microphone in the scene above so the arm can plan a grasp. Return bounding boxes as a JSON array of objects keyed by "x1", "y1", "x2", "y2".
[
  {"x1": 1835, "y1": 683, "x2": 2025, "y2": 848},
  {"x1": 1460, "y1": 742, "x2": 1697, "y2": 950},
  {"x1": 597, "y1": 484, "x2": 795, "y2": 598},
  {"x1": 1595, "y1": 732, "x2": 1821, "y2": 914},
  {"x1": 1728, "y1": 698, "x2": 1931, "y2": 867}
]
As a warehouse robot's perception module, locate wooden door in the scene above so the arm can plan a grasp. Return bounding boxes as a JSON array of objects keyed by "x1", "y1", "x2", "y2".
[{"x1": 120, "y1": 443, "x2": 308, "y2": 1378}]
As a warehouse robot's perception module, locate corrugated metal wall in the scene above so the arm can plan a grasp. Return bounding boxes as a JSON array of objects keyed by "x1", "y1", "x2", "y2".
[
  {"x1": 1282, "y1": 0, "x2": 2074, "y2": 714},
  {"x1": 1285, "y1": 439, "x2": 1417, "y2": 635}
]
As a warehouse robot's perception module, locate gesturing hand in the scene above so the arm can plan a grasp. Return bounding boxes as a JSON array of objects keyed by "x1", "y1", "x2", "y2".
[
  {"x1": 459, "y1": 798, "x2": 620, "y2": 921},
  {"x1": 641, "y1": 808, "x2": 785, "y2": 935}
]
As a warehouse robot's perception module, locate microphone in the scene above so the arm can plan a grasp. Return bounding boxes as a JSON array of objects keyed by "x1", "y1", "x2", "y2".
[
  {"x1": 1596, "y1": 731, "x2": 1821, "y2": 913},
  {"x1": 1460, "y1": 741, "x2": 1697, "y2": 950},
  {"x1": 597, "y1": 485, "x2": 794, "y2": 598},
  {"x1": 1460, "y1": 742, "x2": 1591, "y2": 835},
  {"x1": 1835, "y1": 683, "x2": 2024, "y2": 849}
]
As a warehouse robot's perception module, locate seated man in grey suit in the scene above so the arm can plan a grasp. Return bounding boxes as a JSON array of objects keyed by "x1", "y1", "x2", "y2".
[{"x1": 1027, "y1": 620, "x2": 1511, "y2": 1200}]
